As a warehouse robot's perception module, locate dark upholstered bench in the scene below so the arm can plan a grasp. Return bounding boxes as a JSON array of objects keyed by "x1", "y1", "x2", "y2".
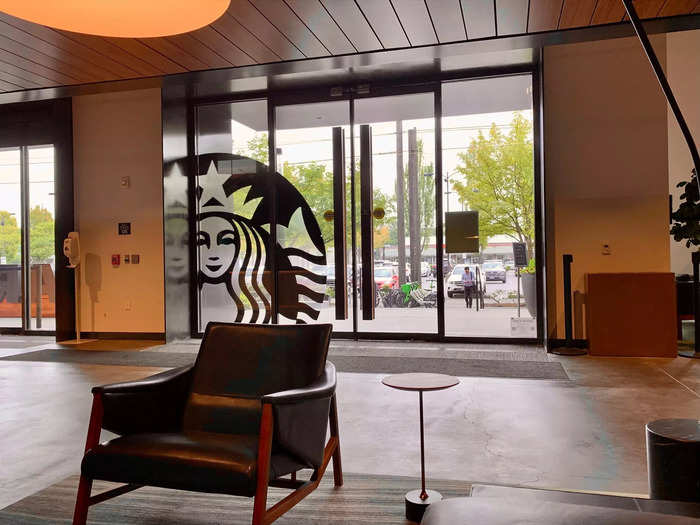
[{"x1": 421, "y1": 498, "x2": 700, "y2": 524}]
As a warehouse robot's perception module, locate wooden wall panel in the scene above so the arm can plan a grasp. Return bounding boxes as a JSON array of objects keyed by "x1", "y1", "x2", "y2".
[
  {"x1": 591, "y1": 0, "x2": 626, "y2": 24},
  {"x1": 285, "y1": 0, "x2": 356, "y2": 54},
  {"x1": 461, "y1": 0, "x2": 497, "y2": 39},
  {"x1": 0, "y1": 59, "x2": 60, "y2": 87},
  {"x1": 0, "y1": 0, "x2": 696, "y2": 92},
  {"x1": 166, "y1": 34, "x2": 235, "y2": 69},
  {"x1": 355, "y1": 0, "x2": 409, "y2": 49},
  {"x1": 0, "y1": 48, "x2": 78, "y2": 85},
  {"x1": 250, "y1": 0, "x2": 330, "y2": 57},
  {"x1": 496, "y1": 0, "x2": 529, "y2": 35},
  {"x1": 227, "y1": 0, "x2": 305, "y2": 60},
  {"x1": 660, "y1": 0, "x2": 700, "y2": 16},
  {"x1": 189, "y1": 27, "x2": 256, "y2": 67},
  {"x1": 559, "y1": 0, "x2": 598, "y2": 28},
  {"x1": 0, "y1": 67, "x2": 41, "y2": 89},
  {"x1": 0, "y1": 13, "x2": 138, "y2": 79},
  {"x1": 528, "y1": 0, "x2": 564, "y2": 32},
  {"x1": 0, "y1": 33, "x2": 96, "y2": 83},
  {"x1": 210, "y1": 13, "x2": 281, "y2": 63},
  {"x1": 425, "y1": 0, "x2": 467, "y2": 42},
  {"x1": 392, "y1": 0, "x2": 439, "y2": 46},
  {"x1": 139, "y1": 38, "x2": 208, "y2": 71},
  {"x1": 81, "y1": 34, "x2": 179, "y2": 75},
  {"x1": 322, "y1": 0, "x2": 383, "y2": 51}
]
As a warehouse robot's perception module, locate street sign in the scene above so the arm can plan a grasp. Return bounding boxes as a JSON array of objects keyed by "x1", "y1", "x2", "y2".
[{"x1": 512, "y1": 242, "x2": 528, "y2": 267}]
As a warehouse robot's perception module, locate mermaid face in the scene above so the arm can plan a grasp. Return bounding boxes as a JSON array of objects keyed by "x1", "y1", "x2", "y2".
[{"x1": 197, "y1": 216, "x2": 239, "y2": 281}]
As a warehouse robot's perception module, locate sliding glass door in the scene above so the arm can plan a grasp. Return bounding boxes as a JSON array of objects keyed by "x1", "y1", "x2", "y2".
[
  {"x1": 354, "y1": 92, "x2": 437, "y2": 335},
  {"x1": 0, "y1": 144, "x2": 56, "y2": 333},
  {"x1": 0, "y1": 148, "x2": 21, "y2": 329},
  {"x1": 191, "y1": 71, "x2": 539, "y2": 341}
]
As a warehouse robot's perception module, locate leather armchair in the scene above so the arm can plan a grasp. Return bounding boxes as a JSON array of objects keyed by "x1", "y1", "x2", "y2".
[{"x1": 73, "y1": 322, "x2": 342, "y2": 525}]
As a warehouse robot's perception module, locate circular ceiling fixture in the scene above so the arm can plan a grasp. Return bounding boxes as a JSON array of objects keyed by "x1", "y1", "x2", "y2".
[{"x1": 0, "y1": 0, "x2": 231, "y2": 38}]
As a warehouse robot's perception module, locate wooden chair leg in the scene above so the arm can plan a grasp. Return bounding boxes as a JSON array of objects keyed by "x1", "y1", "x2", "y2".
[
  {"x1": 72, "y1": 475, "x2": 92, "y2": 525},
  {"x1": 73, "y1": 393, "x2": 103, "y2": 525},
  {"x1": 329, "y1": 394, "x2": 343, "y2": 487},
  {"x1": 252, "y1": 403, "x2": 274, "y2": 525}
]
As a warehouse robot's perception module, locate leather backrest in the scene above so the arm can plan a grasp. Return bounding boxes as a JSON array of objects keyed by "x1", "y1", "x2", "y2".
[{"x1": 183, "y1": 322, "x2": 332, "y2": 435}]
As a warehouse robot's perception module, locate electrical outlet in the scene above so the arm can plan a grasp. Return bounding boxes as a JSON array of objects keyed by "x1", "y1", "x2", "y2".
[
  {"x1": 131, "y1": 254, "x2": 140, "y2": 264},
  {"x1": 124, "y1": 300, "x2": 132, "y2": 311},
  {"x1": 602, "y1": 244, "x2": 611, "y2": 255}
]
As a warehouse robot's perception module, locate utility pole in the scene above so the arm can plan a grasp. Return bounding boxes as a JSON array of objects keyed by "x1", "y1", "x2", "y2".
[
  {"x1": 395, "y1": 120, "x2": 406, "y2": 285},
  {"x1": 408, "y1": 128, "x2": 420, "y2": 283}
]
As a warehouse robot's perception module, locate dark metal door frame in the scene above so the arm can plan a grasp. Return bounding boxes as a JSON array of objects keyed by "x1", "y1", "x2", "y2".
[
  {"x1": 0, "y1": 144, "x2": 57, "y2": 336},
  {"x1": 192, "y1": 67, "x2": 543, "y2": 344}
]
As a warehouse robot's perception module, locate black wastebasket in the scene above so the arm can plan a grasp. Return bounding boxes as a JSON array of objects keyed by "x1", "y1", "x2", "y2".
[{"x1": 646, "y1": 418, "x2": 700, "y2": 502}]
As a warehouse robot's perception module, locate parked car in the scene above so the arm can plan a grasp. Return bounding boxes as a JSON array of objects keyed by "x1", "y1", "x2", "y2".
[
  {"x1": 374, "y1": 265, "x2": 398, "y2": 289},
  {"x1": 482, "y1": 260, "x2": 506, "y2": 283}
]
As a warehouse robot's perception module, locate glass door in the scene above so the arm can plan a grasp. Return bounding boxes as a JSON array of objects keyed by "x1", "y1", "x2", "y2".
[
  {"x1": 354, "y1": 92, "x2": 438, "y2": 335},
  {"x1": 275, "y1": 100, "x2": 353, "y2": 331},
  {"x1": 0, "y1": 144, "x2": 56, "y2": 333},
  {"x1": 0, "y1": 148, "x2": 22, "y2": 329}
]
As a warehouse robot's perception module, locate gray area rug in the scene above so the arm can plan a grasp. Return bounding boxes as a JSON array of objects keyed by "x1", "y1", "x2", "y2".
[
  {"x1": 0, "y1": 473, "x2": 471, "y2": 524},
  {"x1": 0, "y1": 349, "x2": 569, "y2": 379}
]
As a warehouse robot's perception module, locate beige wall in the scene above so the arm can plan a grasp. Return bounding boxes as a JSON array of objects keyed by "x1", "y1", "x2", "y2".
[
  {"x1": 73, "y1": 88, "x2": 165, "y2": 333},
  {"x1": 668, "y1": 29, "x2": 700, "y2": 276},
  {"x1": 544, "y1": 36, "x2": 670, "y2": 338}
]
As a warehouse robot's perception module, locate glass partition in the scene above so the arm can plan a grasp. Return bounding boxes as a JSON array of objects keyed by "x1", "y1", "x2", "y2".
[
  {"x1": 442, "y1": 75, "x2": 536, "y2": 337},
  {"x1": 195, "y1": 100, "x2": 272, "y2": 330},
  {"x1": 0, "y1": 148, "x2": 21, "y2": 329},
  {"x1": 28, "y1": 145, "x2": 56, "y2": 330}
]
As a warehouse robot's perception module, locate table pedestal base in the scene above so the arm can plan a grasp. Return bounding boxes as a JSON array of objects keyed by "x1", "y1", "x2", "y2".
[{"x1": 405, "y1": 489, "x2": 442, "y2": 522}]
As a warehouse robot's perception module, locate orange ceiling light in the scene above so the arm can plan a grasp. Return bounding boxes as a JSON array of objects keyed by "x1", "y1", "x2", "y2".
[{"x1": 0, "y1": 0, "x2": 231, "y2": 38}]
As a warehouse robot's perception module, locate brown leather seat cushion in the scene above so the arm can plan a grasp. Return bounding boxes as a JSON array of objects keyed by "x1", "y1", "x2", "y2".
[
  {"x1": 421, "y1": 498, "x2": 700, "y2": 524},
  {"x1": 82, "y1": 432, "x2": 304, "y2": 497}
]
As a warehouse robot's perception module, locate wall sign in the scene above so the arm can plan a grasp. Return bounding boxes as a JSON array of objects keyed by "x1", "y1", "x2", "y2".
[
  {"x1": 118, "y1": 222, "x2": 131, "y2": 235},
  {"x1": 445, "y1": 211, "x2": 479, "y2": 253}
]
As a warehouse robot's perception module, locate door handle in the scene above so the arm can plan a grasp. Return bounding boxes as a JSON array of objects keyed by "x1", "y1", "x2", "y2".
[
  {"x1": 332, "y1": 127, "x2": 347, "y2": 320},
  {"x1": 360, "y1": 124, "x2": 374, "y2": 320}
]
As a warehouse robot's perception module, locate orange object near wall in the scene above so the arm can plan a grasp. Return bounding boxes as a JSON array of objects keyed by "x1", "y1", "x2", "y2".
[
  {"x1": 585, "y1": 273, "x2": 676, "y2": 357},
  {"x1": 0, "y1": 296, "x2": 56, "y2": 318}
]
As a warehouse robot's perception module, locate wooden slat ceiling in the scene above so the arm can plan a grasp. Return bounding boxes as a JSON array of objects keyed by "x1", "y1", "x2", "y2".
[{"x1": 0, "y1": 0, "x2": 697, "y2": 94}]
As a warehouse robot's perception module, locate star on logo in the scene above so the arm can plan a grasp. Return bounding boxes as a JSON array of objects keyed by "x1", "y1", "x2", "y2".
[{"x1": 197, "y1": 161, "x2": 232, "y2": 210}]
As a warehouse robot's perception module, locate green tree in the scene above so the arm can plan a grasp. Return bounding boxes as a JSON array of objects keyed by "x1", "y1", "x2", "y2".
[
  {"x1": 240, "y1": 133, "x2": 269, "y2": 165},
  {"x1": 0, "y1": 211, "x2": 20, "y2": 263},
  {"x1": 29, "y1": 206, "x2": 54, "y2": 263},
  {"x1": 453, "y1": 112, "x2": 534, "y2": 258}
]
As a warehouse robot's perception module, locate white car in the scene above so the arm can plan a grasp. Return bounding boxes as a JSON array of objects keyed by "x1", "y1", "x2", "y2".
[{"x1": 446, "y1": 264, "x2": 466, "y2": 297}]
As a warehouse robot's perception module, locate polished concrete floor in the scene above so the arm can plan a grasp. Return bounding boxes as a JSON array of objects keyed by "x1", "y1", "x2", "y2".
[{"x1": 0, "y1": 335, "x2": 698, "y2": 510}]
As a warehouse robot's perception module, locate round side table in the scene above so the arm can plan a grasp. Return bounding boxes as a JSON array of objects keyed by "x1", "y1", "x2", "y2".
[{"x1": 382, "y1": 372, "x2": 460, "y2": 523}]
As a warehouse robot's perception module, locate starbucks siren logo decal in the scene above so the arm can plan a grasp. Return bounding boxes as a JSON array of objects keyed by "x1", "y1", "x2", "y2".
[{"x1": 195, "y1": 153, "x2": 327, "y2": 324}]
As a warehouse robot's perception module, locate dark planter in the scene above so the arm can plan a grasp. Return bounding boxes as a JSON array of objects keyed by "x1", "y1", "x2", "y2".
[{"x1": 521, "y1": 272, "x2": 537, "y2": 318}]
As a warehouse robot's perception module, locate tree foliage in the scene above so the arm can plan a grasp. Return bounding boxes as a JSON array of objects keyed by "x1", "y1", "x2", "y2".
[
  {"x1": 0, "y1": 211, "x2": 20, "y2": 263},
  {"x1": 453, "y1": 112, "x2": 535, "y2": 258},
  {"x1": 670, "y1": 169, "x2": 700, "y2": 248},
  {"x1": 237, "y1": 131, "x2": 432, "y2": 262},
  {"x1": 29, "y1": 205, "x2": 55, "y2": 263},
  {"x1": 0, "y1": 206, "x2": 54, "y2": 264}
]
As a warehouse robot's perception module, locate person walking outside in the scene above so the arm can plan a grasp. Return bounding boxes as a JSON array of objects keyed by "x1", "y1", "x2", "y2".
[{"x1": 463, "y1": 266, "x2": 475, "y2": 308}]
